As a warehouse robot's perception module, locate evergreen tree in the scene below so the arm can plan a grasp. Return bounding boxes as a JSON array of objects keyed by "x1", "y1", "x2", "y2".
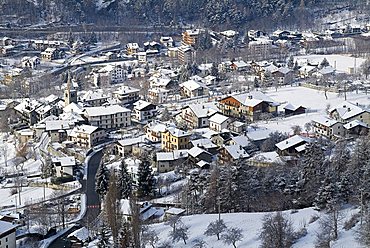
[
  {"x1": 287, "y1": 55, "x2": 294, "y2": 69},
  {"x1": 117, "y1": 159, "x2": 132, "y2": 199},
  {"x1": 41, "y1": 156, "x2": 56, "y2": 178},
  {"x1": 137, "y1": 155, "x2": 154, "y2": 198},
  {"x1": 95, "y1": 161, "x2": 110, "y2": 199}
]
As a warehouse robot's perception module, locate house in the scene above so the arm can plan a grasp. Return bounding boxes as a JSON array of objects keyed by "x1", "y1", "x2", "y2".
[
  {"x1": 329, "y1": 101, "x2": 370, "y2": 125},
  {"x1": 219, "y1": 144, "x2": 250, "y2": 164},
  {"x1": 41, "y1": 47, "x2": 64, "y2": 61},
  {"x1": 132, "y1": 100, "x2": 157, "y2": 123},
  {"x1": 218, "y1": 91, "x2": 279, "y2": 121},
  {"x1": 0, "y1": 220, "x2": 17, "y2": 248},
  {"x1": 164, "y1": 208, "x2": 186, "y2": 220},
  {"x1": 113, "y1": 86, "x2": 140, "y2": 104},
  {"x1": 121, "y1": 200, "x2": 164, "y2": 222},
  {"x1": 229, "y1": 121, "x2": 246, "y2": 133},
  {"x1": 271, "y1": 67, "x2": 293, "y2": 84},
  {"x1": 126, "y1": 43, "x2": 139, "y2": 55},
  {"x1": 230, "y1": 60, "x2": 248, "y2": 71},
  {"x1": 188, "y1": 146, "x2": 213, "y2": 164},
  {"x1": 343, "y1": 120, "x2": 369, "y2": 138},
  {"x1": 115, "y1": 136, "x2": 150, "y2": 156},
  {"x1": 160, "y1": 36, "x2": 174, "y2": 47},
  {"x1": 229, "y1": 135, "x2": 252, "y2": 150},
  {"x1": 211, "y1": 131, "x2": 236, "y2": 147},
  {"x1": 14, "y1": 99, "x2": 42, "y2": 126},
  {"x1": 52, "y1": 156, "x2": 76, "y2": 178},
  {"x1": 83, "y1": 105, "x2": 131, "y2": 129},
  {"x1": 248, "y1": 39, "x2": 272, "y2": 58},
  {"x1": 15, "y1": 129, "x2": 34, "y2": 143},
  {"x1": 96, "y1": 65, "x2": 126, "y2": 85},
  {"x1": 149, "y1": 77, "x2": 173, "y2": 89},
  {"x1": 283, "y1": 103, "x2": 306, "y2": 116},
  {"x1": 68, "y1": 124, "x2": 105, "y2": 148},
  {"x1": 144, "y1": 121, "x2": 173, "y2": 143},
  {"x1": 156, "y1": 150, "x2": 188, "y2": 173},
  {"x1": 208, "y1": 113, "x2": 231, "y2": 132},
  {"x1": 67, "y1": 227, "x2": 90, "y2": 247},
  {"x1": 246, "y1": 129, "x2": 271, "y2": 149},
  {"x1": 180, "y1": 102, "x2": 218, "y2": 129},
  {"x1": 312, "y1": 116, "x2": 344, "y2": 139},
  {"x1": 80, "y1": 90, "x2": 109, "y2": 107},
  {"x1": 148, "y1": 88, "x2": 169, "y2": 104},
  {"x1": 275, "y1": 135, "x2": 310, "y2": 156},
  {"x1": 45, "y1": 120, "x2": 74, "y2": 142},
  {"x1": 191, "y1": 138, "x2": 218, "y2": 154},
  {"x1": 178, "y1": 45, "x2": 194, "y2": 64},
  {"x1": 21, "y1": 56, "x2": 40, "y2": 69},
  {"x1": 161, "y1": 127, "x2": 191, "y2": 151},
  {"x1": 179, "y1": 80, "x2": 209, "y2": 98}
]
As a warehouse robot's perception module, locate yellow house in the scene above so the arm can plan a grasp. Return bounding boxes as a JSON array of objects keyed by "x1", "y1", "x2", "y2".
[{"x1": 161, "y1": 127, "x2": 191, "y2": 151}]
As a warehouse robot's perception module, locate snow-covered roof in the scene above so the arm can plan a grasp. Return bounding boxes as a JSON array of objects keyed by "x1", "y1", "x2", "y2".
[
  {"x1": 166, "y1": 127, "x2": 190, "y2": 138},
  {"x1": 133, "y1": 100, "x2": 155, "y2": 111},
  {"x1": 313, "y1": 116, "x2": 338, "y2": 127},
  {"x1": 14, "y1": 99, "x2": 41, "y2": 113},
  {"x1": 191, "y1": 138, "x2": 217, "y2": 149},
  {"x1": 59, "y1": 111, "x2": 85, "y2": 123},
  {"x1": 0, "y1": 220, "x2": 17, "y2": 234},
  {"x1": 283, "y1": 103, "x2": 305, "y2": 111},
  {"x1": 156, "y1": 150, "x2": 188, "y2": 161},
  {"x1": 275, "y1": 135, "x2": 310, "y2": 151},
  {"x1": 114, "y1": 86, "x2": 140, "y2": 95},
  {"x1": 45, "y1": 120, "x2": 73, "y2": 131},
  {"x1": 186, "y1": 102, "x2": 218, "y2": 118},
  {"x1": 165, "y1": 207, "x2": 185, "y2": 215},
  {"x1": 230, "y1": 91, "x2": 279, "y2": 107},
  {"x1": 330, "y1": 101, "x2": 368, "y2": 120},
  {"x1": 224, "y1": 144, "x2": 250, "y2": 160},
  {"x1": 180, "y1": 80, "x2": 207, "y2": 91},
  {"x1": 231, "y1": 135, "x2": 251, "y2": 147},
  {"x1": 81, "y1": 90, "x2": 108, "y2": 102},
  {"x1": 196, "y1": 160, "x2": 210, "y2": 168},
  {"x1": 208, "y1": 113, "x2": 229, "y2": 125},
  {"x1": 188, "y1": 146, "x2": 211, "y2": 158},
  {"x1": 343, "y1": 120, "x2": 369, "y2": 130},
  {"x1": 69, "y1": 124, "x2": 100, "y2": 136},
  {"x1": 52, "y1": 156, "x2": 76, "y2": 167},
  {"x1": 63, "y1": 102, "x2": 83, "y2": 114},
  {"x1": 84, "y1": 105, "x2": 130, "y2": 117},
  {"x1": 117, "y1": 135, "x2": 148, "y2": 147},
  {"x1": 68, "y1": 227, "x2": 89, "y2": 242}
]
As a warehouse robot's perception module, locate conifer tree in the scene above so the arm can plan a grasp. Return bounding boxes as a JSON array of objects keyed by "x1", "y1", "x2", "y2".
[
  {"x1": 137, "y1": 155, "x2": 154, "y2": 198},
  {"x1": 95, "y1": 161, "x2": 110, "y2": 199},
  {"x1": 117, "y1": 159, "x2": 132, "y2": 199}
]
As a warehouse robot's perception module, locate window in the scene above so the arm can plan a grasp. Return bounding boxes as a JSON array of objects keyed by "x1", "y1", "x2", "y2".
[{"x1": 6, "y1": 238, "x2": 8, "y2": 242}]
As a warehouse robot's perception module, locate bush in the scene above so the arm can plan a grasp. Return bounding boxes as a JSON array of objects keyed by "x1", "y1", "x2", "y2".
[
  {"x1": 51, "y1": 175, "x2": 74, "y2": 185},
  {"x1": 343, "y1": 213, "x2": 360, "y2": 231}
]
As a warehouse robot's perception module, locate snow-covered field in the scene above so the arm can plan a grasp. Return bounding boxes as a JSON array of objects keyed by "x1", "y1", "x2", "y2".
[
  {"x1": 151, "y1": 206, "x2": 361, "y2": 248},
  {"x1": 255, "y1": 86, "x2": 370, "y2": 134},
  {"x1": 0, "y1": 187, "x2": 56, "y2": 209}
]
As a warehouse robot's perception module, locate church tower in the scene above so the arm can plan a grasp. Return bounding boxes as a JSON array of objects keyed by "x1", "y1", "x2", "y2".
[{"x1": 64, "y1": 71, "x2": 77, "y2": 107}]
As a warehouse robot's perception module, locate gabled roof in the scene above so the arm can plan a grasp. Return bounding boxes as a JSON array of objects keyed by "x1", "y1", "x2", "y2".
[
  {"x1": 229, "y1": 91, "x2": 279, "y2": 107},
  {"x1": 208, "y1": 113, "x2": 229, "y2": 125},
  {"x1": 0, "y1": 220, "x2": 17, "y2": 234},
  {"x1": 223, "y1": 144, "x2": 250, "y2": 160},
  {"x1": 283, "y1": 103, "x2": 306, "y2": 111},
  {"x1": 231, "y1": 135, "x2": 251, "y2": 147},
  {"x1": 191, "y1": 138, "x2": 218, "y2": 149},
  {"x1": 52, "y1": 156, "x2": 76, "y2": 167},
  {"x1": 45, "y1": 120, "x2": 73, "y2": 131},
  {"x1": 188, "y1": 146, "x2": 211, "y2": 158},
  {"x1": 166, "y1": 127, "x2": 190, "y2": 138},
  {"x1": 69, "y1": 124, "x2": 100, "y2": 136},
  {"x1": 117, "y1": 135, "x2": 148, "y2": 147},
  {"x1": 313, "y1": 116, "x2": 338, "y2": 127},
  {"x1": 329, "y1": 101, "x2": 368, "y2": 120},
  {"x1": 275, "y1": 135, "x2": 310, "y2": 151},
  {"x1": 84, "y1": 105, "x2": 130, "y2": 117},
  {"x1": 180, "y1": 80, "x2": 207, "y2": 91},
  {"x1": 343, "y1": 120, "x2": 369, "y2": 130},
  {"x1": 185, "y1": 102, "x2": 218, "y2": 118},
  {"x1": 156, "y1": 150, "x2": 188, "y2": 161},
  {"x1": 134, "y1": 100, "x2": 156, "y2": 111}
]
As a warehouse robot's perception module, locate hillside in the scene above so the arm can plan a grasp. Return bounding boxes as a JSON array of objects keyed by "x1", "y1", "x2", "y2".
[
  {"x1": 151, "y1": 206, "x2": 361, "y2": 248},
  {"x1": 1, "y1": 0, "x2": 368, "y2": 30}
]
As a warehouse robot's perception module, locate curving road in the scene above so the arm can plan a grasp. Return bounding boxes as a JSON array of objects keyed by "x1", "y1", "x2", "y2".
[{"x1": 48, "y1": 150, "x2": 103, "y2": 248}]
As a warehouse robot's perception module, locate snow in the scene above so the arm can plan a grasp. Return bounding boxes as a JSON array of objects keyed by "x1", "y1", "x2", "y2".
[
  {"x1": 0, "y1": 187, "x2": 56, "y2": 209},
  {"x1": 294, "y1": 55, "x2": 366, "y2": 74},
  {"x1": 255, "y1": 86, "x2": 370, "y2": 134},
  {"x1": 151, "y1": 206, "x2": 361, "y2": 248}
]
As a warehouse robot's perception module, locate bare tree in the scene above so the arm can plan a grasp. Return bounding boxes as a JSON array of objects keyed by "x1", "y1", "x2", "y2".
[
  {"x1": 291, "y1": 125, "x2": 302, "y2": 135},
  {"x1": 170, "y1": 222, "x2": 189, "y2": 244},
  {"x1": 204, "y1": 218, "x2": 227, "y2": 240},
  {"x1": 141, "y1": 225, "x2": 159, "y2": 248},
  {"x1": 260, "y1": 212, "x2": 294, "y2": 248},
  {"x1": 105, "y1": 170, "x2": 121, "y2": 245},
  {"x1": 222, "y1": 227, "x2": 243, "y2": 248},
  {"x1": 130, "y1": 195, "x2": 141, "y2": 248},
  {"x1": 192, "y1": 238, "x2": 207, "y2": 248}
]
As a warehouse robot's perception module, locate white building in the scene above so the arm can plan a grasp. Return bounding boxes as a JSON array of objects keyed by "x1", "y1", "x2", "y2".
[
  {"x1": 148, "y1": 88, "x2": 169, "y2": 104},
  {"x1": 113, "y1": 86, "x2": 140, "y2": 104},
  {"x1": 208, "y1": 113, "x2": 231, "y2": 132},
  {"x1": 0, "y1": 220, "x2": 17, "y2": 248},
  {"x1": 132, "y1": 100, "x2": 157, "y2": 123},
  {"x1": 68, "y1": 124, "x2": 106, "y2": 148},
  {"x1": 83, "y1": 105, "x2": 131, "y2": 129},
  {"x1": 97, "y1": 65, "x2": 126, "y2": 84},
  {"x1": 52, "y1": 156, "x2": 76, "y2": 178}
]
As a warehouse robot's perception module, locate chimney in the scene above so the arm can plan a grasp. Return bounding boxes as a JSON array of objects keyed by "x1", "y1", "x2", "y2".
[{"x1": 347, "y1": 107, "x2": 351, "y2": 112}]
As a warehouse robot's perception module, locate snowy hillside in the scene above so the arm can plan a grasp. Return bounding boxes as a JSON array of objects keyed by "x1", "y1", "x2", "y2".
[{"x1": 151, "y1": 207, "x2": 362, "y2": 248}]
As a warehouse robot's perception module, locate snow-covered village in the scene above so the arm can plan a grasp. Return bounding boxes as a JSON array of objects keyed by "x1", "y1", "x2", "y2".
[{"x1": 0, "y1": 1, "x2": 370, "y2": 247}]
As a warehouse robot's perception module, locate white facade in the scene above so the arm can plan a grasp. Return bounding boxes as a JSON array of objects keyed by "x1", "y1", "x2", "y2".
[
  {"x1": 83, "y1": 105, "x2": 131, "y2": 129},
  {"x1": 0, "y1": 220, "x2": 16, "y2": 248}
]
